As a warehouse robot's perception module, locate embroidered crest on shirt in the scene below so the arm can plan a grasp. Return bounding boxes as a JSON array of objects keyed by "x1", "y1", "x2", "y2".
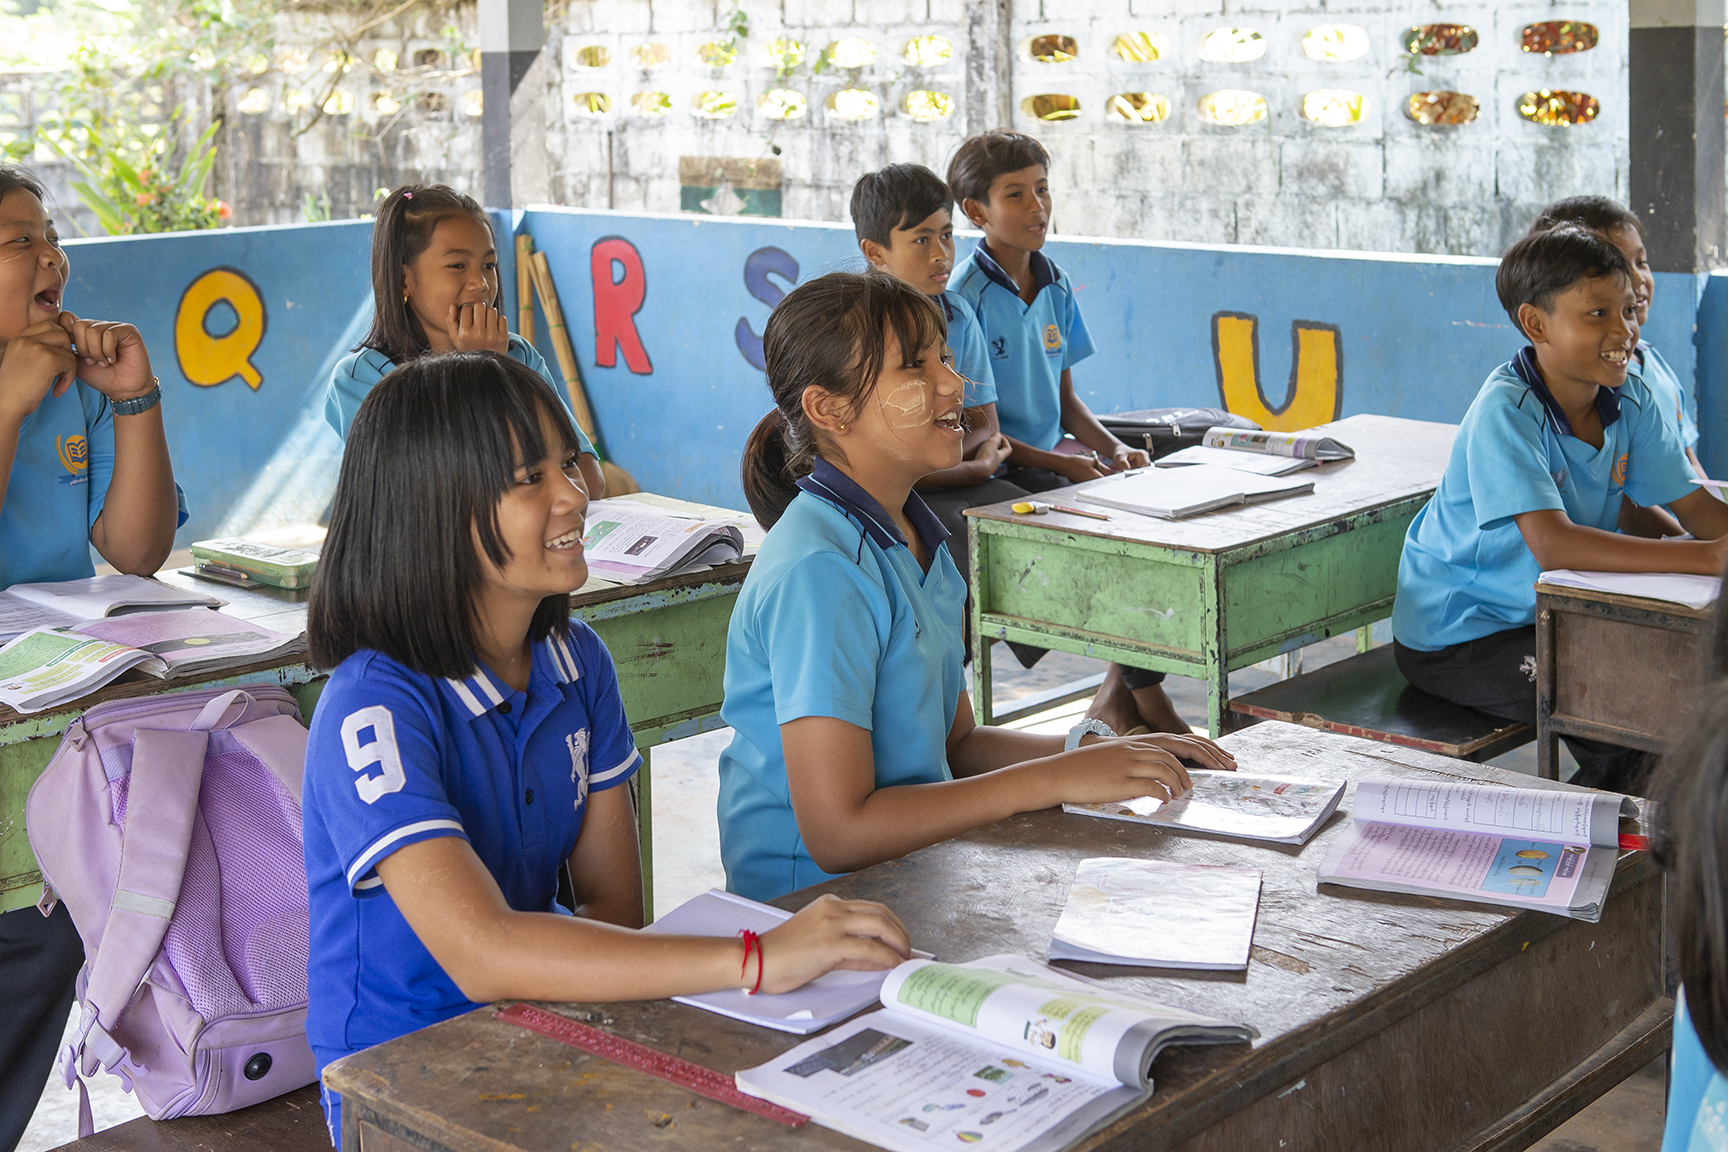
[
  {"x1": 567, "y1": 727, "x2": 591, "y2": 810},
  {"x1": 990, "y1": 336, "x2": 1008, "y2": 361},
  {"x1": 1043, "y1": 324, "x2": 1061, "y2": 353},
  {"x1": 1612, "y1": 453, "x2": 1627, "y2": 487},
  {"x1": 56, "y1": 435, "x2": 88, "y2": 485}
]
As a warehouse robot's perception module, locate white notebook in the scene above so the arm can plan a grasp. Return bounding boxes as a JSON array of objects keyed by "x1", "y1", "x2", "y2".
[
  {"x1": 1076, "y1": 466, "x2": 1313, "y2": 519},
  {"x1": 1048, "y1": 858, "x2": 1262, "y2": 971},
  {"x1": 1536, "y1": 569, "x2": 1720, "y2": 610},
  {"x1": 1155, "y1": 445, "x2": 1316, "y2": 476}
]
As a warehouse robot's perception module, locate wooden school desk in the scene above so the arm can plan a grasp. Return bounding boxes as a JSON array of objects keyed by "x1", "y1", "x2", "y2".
[
  {"x1": 0, "y1": 495, "x2": 754, "y2": 920},
  {"x1": 1535, "y1": 581, "x2": 1711, "y2": 780},
  {"x1": 325, "y1": 721, "x2": 1667, "y2": 1152},
  {"x1": 965, "y1": 414, "x2": 1456, "y2": 736}
]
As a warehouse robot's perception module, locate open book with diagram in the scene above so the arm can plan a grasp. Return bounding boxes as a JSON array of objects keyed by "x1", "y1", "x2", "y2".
[
  {"x1": 1063, "y1": 769, "x2": 1346, "y2": 846},
  {"x1": 579, "y1": 498, "x2": 747, "y2": 584},
  {"x1": 1317, "y1": 777, "x2": 1636, "y2": 922},
  {"x1": 735, "y1": 955, "x2": 1253, "y2": 1152}
]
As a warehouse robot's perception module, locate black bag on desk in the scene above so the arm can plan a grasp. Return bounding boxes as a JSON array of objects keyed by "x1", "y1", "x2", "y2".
[{"x1": 1100, "y1": 407, "x2": 1261, "y2": 459}]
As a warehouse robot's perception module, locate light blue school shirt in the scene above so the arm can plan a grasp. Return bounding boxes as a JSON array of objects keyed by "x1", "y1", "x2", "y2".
[
  {"x1": 1, "y1": 381, "x2": 187, "y2": 587},
  {"x1": 1393, "y1": 348, "x2": 1694, "y2": 652},
  {"x1": 950, "y1": 244, "x2": 1095, "y2": 451},
  {"x1": 1631, "y1": 341, "x2": 1700, "y2": 451},
  {"x1": 323, "y1": 333, "x2": 596, "y2": 456},
  {"x1": 935, "y1": 290, "x2": 998, "y2": 408},
  {"x1": 302, "y1": 626, "x2": 640, "y2": 1135},
  {"x1": 1664, "y1": 989, "x2": 1728, "y2": 1151},
  {"x1": 716, "y1": 457, "x2": 967, "y2": 902}
]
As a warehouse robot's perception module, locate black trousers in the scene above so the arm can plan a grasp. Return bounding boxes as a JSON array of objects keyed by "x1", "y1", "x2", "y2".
[
  {"x1": 0, "y1": 903, "x2": 84, "y2": 1152},
  {"x1": 1393, "y1": 627, "x2": 1649, "y2": 793}
]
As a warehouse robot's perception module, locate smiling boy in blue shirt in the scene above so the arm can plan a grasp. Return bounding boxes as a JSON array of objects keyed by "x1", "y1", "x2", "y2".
[{"x1": 1392, "y1": 224, "x2": 1728, "y2": 792}]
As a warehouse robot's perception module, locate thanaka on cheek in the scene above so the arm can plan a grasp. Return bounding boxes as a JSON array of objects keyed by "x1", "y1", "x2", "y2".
[{"x1": 880, "y1": 379, "x2": 934, "y2": 429}]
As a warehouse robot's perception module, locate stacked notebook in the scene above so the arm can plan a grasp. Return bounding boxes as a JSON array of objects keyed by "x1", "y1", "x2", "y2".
[{"x1": 1076, "y1": 466, "x2": 1314, "y2": 519}]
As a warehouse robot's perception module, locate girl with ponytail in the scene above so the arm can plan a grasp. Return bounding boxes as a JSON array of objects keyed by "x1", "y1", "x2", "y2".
[{"x1": 718, "y1": 270, "x2": 1236, "y2": 901}]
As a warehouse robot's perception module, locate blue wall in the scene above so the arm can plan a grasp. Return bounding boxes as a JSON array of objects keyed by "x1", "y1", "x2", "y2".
[{"x1": 58, "y1": 209, "x2": 1710, "y2": 542}]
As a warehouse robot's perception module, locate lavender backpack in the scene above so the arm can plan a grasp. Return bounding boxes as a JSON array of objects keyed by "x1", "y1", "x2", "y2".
[{"x1": 26, "y1": 686, "x2": 317, "y2": 1137}]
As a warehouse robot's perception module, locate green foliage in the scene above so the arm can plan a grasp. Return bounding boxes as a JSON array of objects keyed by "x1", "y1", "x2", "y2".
[
  {"x1": 48, "y1": 108, "x2": 226, "y2": 234},
  {"x1": 302, "y1": 185, "x2": 332, "y2": 223},
  {"x1": 718, "y1": 6, "x2": 748, "y2": 56}
]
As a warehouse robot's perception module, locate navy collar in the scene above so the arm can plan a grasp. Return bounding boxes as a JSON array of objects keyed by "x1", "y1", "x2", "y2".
[
  {"x1": 797, "y1": 457, "x2": 950, "y2": 559},
  {"x1": 1511, "y1": 346, "x2": 1620, "y2": 437},
  {"x1": 973, "y1": 242, "x2": 1056, "y2": 299}
]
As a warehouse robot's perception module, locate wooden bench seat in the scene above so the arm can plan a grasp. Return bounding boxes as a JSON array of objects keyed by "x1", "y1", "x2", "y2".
[
  {"x1": 1228, "y1": 644, "x2": 1534, "y2": 763},
  {"x1": 51, "y1": 1085, "x2": 328, "y2": 1152}
]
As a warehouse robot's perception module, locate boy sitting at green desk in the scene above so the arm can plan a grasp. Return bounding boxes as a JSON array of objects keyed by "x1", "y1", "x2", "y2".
[{"x1": 1391, "y1": 224, "x2": 1728, "y2": 793}]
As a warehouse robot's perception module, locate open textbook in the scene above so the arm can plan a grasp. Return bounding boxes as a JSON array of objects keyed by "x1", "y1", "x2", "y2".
[
  {"x1": 1317, "y1": 777, "x2": 1636, "y2": 922},
  {"x1": 1201, "y1": 427, "x2": 1355, "y2": 461},
  {"x1": 1536, "y1": 569, "x2": 1720, "y2": 611},
  {"x1": 1075, "y1": 467, "x2": 1314, "y2": 520},
  {"x1": 0, "y1": 574, "x2": 222, "y2": 643},
  {"x1": 1048, "y1": 858, "x2": 1261, "y2": 971},
  {"x1": 580, "y1": 498, "x2": 746, "y2": 584},
  {"x1": 1154, "y1": 445, "x2": 1315, "y2": 476},
  {"x1": 1064, "y1": 769, "x2": 1346, "y2": 845},
  {"x1": 0, "y1": 609, "x2": 304, "y2": 713},
  {"x1": 735, "y1": 955, "x2": 1254, "y2": 1152},
  {"x1": 645, "y1": 889, "x2": 930, "y2": 1035}
]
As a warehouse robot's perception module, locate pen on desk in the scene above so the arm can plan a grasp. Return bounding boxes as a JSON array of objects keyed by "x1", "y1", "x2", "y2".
[{"x1": 1051, "y1": 503, "x2": 1110, "y2": 521}]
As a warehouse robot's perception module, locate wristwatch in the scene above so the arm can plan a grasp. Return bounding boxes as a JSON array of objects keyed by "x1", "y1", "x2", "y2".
[
  {"x1": 111, "y1": 377, "x2": 161, "y2": 416},
  {"x1": 1065, "y1": 718, "x2": 1116, "y2": 752}
]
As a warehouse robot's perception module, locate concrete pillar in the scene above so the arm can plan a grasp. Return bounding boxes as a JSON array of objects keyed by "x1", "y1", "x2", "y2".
[
  {"x1": 965, "y1": 0, "x2": 1012, "y2": 136},
  {"x1": 479, "y1": 0, "x2": 548, "y2": 209},
  {"x1": 1629, "y1": 0, "x2": 1727, "y2": 271}
]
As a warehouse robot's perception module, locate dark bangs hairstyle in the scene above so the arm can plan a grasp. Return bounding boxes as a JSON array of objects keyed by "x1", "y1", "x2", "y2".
[
  {"x1": 0, "y1": 165, "x2": 46, "y2": 206},
  {"x1": 1529, "y1": 195, "x2": 1644, "y2": 241},
  {"x1": 850, "y1": 163, "x2": 953, "y2": 248},
  {"x1": 308, "y1": 352, "x2": 583, "y2": 677},
  {"x1": 1495, "y1": 223, "x2": 1632, "y2": 339},
  {"x1": 741, "y1": 271, "x2": 946, "y2": 528},
  {"x1": 946, "y1": 130, "x2": 1050, "y2": 209},
  {"x1": 359, "y1": 183, "x2": 500, "y2": 362}
]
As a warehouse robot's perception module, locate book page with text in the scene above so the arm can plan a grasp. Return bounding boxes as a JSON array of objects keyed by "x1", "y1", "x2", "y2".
[{"x1": 1352, "y1": 777, "x2": 1621, "y2": 848}]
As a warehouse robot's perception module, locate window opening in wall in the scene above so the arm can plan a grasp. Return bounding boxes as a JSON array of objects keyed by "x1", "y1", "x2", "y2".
[
  {"x1": 459, "y1": 90, "x2": 482, "y2": 117},
  {"x1": 697, "y1": 42, "x2": 737, "y2": 67},
  {"x1": 572, "y1": 92, "x2": 610, "y2": 117},
  {"x1": 1302, "y1": 24, "x2": 1368, "y2": 62},
  {"x1": 238, "y1": 88, "x2": 269, "y2": 114},
  {"x1": 759, "y1": 88, "x2": 807, "y2": 119},
  {"x1": 1404, "y1": 25, "x2": 1477, "y2": 56},
  {"x1": 277, "y1": 48, "x2": 311, "y2": 74},
  {"x1": 1110, "y1": 32, "x2": 1168, "y2": 62},
  {"x1": 372, "y1": 49, "x2": 398, "y2": 71},
  {"x1": 1198, "y1": 28, "x2": 1266, "y2": 63},
  {"x1": 763, "y1": 37, "x2": 805, "y2": 70},
  {"x1": 370, "y1": 92, "x2": 401, "y2": 115},
  {"x1": 693, "y1": 90, "x2": 738, "y2": 117},
  {"x1": 1521, "y1": 22, "x2": 1598, "y2": 55},
  {"x1": 826, "y1": 38, "x2": 876, "y2": 69},
  {"x1": 903, "y1": 36, "x2": 953, "y2": 66},
  {"x1": 419, "y1": 92, "x2": 446, "y2": 114},
  {"x1": 1518, "y1": 89, "x2": 1598, "y2": 126},
  {"x1": 413, "y1": 49, "x2": 443, "y2": 68},
  {"x1": 1197, "y1": 89, "x2": 1266, "y2": 125},
  {"x1": 1107, "y1": 92, "x2": 1169, "y2": 123},
  {"x1": 827, "y1": 88, "x2": 880, "y2": 120},
  {"x1": 1022, "y1": 93, "x2": 1080, "y2": 121},
  {"x1": 631, "y1": 44, "x2": 670, "y2": 70},
  {"x1": 1027, "y1": 35, "x2": 1079, "y2": 63},
  {"x1": 282, "y1": 89, "x2": 313, "y2": 113},
  {"x1": 1302, "y1": 89, "x2": 1367, "y2": 126},
  {"x1": 246, "y1": 53, "x2": 269, "y2": 74},
  {"x1": 322, "y1": 89, "x2": 353, "y2": 115},
  {"x1": 631, "y1": 91, "x2": 672, "y2": 116},
  {"x1": 901, "y1": 90, "x2": 955, "y2": 121},
  {"x1": 575, "y1": 46, "x2": 611, "y2": 68},
  {"x1": 1405, "y1": 91, "x2": 1478, "y2": 125}
]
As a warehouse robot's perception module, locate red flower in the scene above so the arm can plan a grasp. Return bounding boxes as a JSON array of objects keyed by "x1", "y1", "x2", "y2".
[
  {"x1": 213, "y1": 199, "x2": 232, "y2": 219},
  {"x1": 134, "y1": 192, "x2": 154, "y2": 206}
]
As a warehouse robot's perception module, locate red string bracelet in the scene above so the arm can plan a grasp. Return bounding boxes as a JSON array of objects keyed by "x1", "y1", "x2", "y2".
[{"x1": 737, "y1": 929, "x2": 764, "y2": 995}]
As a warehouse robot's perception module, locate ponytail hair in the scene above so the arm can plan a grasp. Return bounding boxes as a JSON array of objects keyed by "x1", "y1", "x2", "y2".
[
  {"x1": 360, "y1": 183, "x2": 498, "y2": 362},
  {"x1": 739, "y1": 270, "x2": 946, "y2": 528}
]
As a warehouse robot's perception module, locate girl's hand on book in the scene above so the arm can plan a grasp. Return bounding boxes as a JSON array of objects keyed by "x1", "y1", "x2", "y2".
[
  {"x1": 449, "y1": 302, "x2": 510, "y2": 354},
  {"x1": 1054, "y1": 455, "x2": 1106, "y2": 484},
  {"x1": 757, "y1": 894, "x2": 913, "y2": 994},
  {"x1": 1047, "y1": 732, "x2": 1234, "y2": 807},
  {"x1": 1110, "y1": 443, "x2": 1151, "y2": 471}
]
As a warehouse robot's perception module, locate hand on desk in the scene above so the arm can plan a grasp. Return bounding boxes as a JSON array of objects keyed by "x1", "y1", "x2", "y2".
[
  {"x1": 759, "y1": 893, "x2": 913, "y2": 993},
  {"x1": 1063, "y1": 731, "x2": 1238, "y2": 805}
]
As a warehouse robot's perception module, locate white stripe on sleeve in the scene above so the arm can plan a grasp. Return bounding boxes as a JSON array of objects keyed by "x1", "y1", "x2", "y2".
[
  {"x1": 445, "y1": 678, "x2": 485, "y2": 717},
  {"x1": 591, "y1": 748, "x2": 642, "y2": 785},
  {"x1": 347, "y1": 818, "x2": 466, "y2": 888},
  {"x1": 472, "y1": 671, "x2": 505, "y2": 706}
]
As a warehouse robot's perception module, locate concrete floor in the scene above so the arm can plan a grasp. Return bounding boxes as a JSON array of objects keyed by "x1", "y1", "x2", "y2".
[{"x1": 18, "y1": 636, "x2": 1651, "y2": 1150}]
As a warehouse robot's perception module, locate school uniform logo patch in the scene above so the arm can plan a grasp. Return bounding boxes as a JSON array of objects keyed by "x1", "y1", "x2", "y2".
[
  {"x1": 567, "y1": 727, "x2": 591, "y2": 810},
  {"x1": 1043, "y1": 324, "x2": 1061, "y2": 353},
  {"x1": 990, "y1": 336, "x2": 1008, "y2": 361},
  {"x1": 56, "y1": 435, "x2": 88, "y2": 485},
  {"x1": 1612, "y1": 453, "x2": 1627, "y2": 487}
]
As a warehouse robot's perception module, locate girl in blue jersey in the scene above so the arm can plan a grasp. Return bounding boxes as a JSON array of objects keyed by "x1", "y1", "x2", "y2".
[
  {"x1": 323, "y1": 183, "x2": 604, "y2": 497},
  {"x1": 0, "y1": 166, "x2": 183, "y2": 1149},
  {"x1": 719, "y1": 271, "x2": 1236, "y2": 902},
  {"x1": 302, "y1": 352, "x2": 909, "y2": 1140}
]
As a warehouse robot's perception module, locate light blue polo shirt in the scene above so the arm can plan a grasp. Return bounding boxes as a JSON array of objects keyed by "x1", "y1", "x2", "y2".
[
  {"x1": 1393, "y1": 348, "x2": 1695, "y2": 652},
  {"x1": 323, "y1": 332, "x2": 596, "y2": 456},
  {"x1": 302, "y1": 625, "x2": 640, "y2": 1133},
  {"x1": 950, "y1": 244, "x2": 1095, "y2": 451},
  {"x1": 1663, "y1": 989, "x2": 1728, "y2": 1151},
  {"x1": 1, "y1": 381, "x2": 188, "y2": 587},
  {"x1": 935, "y1": 290, "x2": 998, "y2": 408},
  {"x1": 1631, "y1": 341, "x2": 1699, "y2": 452},
  {"x1": 716, "y1": 457, "x2": 967, "y2": 901}
]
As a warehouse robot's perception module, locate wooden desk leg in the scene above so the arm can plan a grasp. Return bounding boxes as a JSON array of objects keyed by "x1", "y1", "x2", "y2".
[
  {"x1": 1203, "y1": 565, "x2": 1228, "y2": 737},
  {"x1": 970, "y1": 517, "x2": 995, "y2": 727},
  {"x1": 1357, "y1": 625, "x2": 1372, "y2": 654},
  {"x1": 634, "y1": 748, "x2": 654, "y2": 922},
  {"x1": 1536, "y1": 605, "x2": 1558, "y2": 781}
]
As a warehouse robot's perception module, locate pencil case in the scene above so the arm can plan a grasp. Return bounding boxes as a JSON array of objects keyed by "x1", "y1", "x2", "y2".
[{"x1": 188, "y1": 538, "x2": 320, "y2": 590}]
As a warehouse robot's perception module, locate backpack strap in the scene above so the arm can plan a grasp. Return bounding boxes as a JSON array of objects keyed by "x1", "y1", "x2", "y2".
[{"x1": 195, "y1": 689, "x2": 307, "y2": 803}]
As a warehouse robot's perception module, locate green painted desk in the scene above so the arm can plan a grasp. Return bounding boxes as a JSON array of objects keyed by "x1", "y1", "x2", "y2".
[
  {"x1": 966, "y1": 414, "x2": 1456, "y2": 736},
  {"x1": 0, "y1": 496, "x2": 755, "y2": 919}
]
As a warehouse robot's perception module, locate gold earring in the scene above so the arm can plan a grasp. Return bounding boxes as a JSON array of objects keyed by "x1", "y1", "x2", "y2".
[
  {"x1": 403, "y1": 290, "x2": 410, "y2": 302},
  {"x1": 838, "y1": 422, "x2": 847, "y2": 431}
]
